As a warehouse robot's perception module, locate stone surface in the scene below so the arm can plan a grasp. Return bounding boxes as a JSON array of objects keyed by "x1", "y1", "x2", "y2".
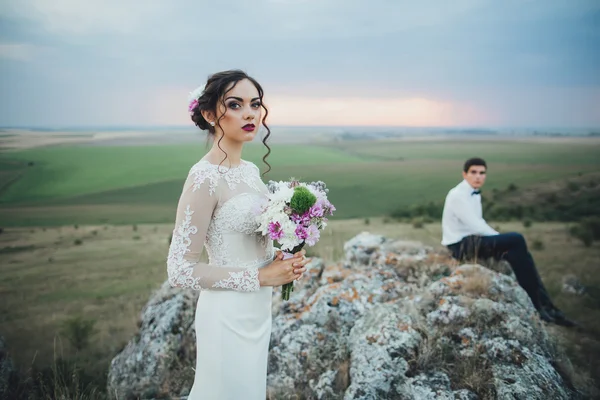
[
  {"x1": 107, "y1": 281, "x2": 198, "y2": 400},
  {"x1": 108, "y1": 232, "x2": 578, "y2": 399}
]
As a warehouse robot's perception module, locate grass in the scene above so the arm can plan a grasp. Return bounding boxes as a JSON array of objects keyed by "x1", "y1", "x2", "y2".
[
  {"x1": 1, "y1": 138, "x2": 599, "y2": 225},
  {"x1": 0, "y1": 223, "x2": 169, "y2": 392},
  {"x1": 325, "y1": 140, "x2": 600, "y2": 165},
  {"x1": 0, "y1": 144, "x2": 365, "y2": 204},
  {"x1": 1, "y1": 219, "x2": 599, "y2": 397},
  {"x1": 1, "y1": 134, "x2": 599, "y2": 396}
]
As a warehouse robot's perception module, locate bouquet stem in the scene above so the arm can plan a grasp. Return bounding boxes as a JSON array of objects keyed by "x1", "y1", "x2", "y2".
[{"x1": 281, "y1": 242, "x2": 305, "y2": 301}]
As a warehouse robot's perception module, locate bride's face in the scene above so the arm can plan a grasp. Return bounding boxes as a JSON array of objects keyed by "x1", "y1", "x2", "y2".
[{"x1": 214, "y1": 79, "x2": 262, "y2": 143}]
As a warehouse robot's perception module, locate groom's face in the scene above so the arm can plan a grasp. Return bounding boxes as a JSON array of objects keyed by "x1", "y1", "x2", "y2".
[{"x1": 462, "y1": 165, "x2": 487, "y2": 189}]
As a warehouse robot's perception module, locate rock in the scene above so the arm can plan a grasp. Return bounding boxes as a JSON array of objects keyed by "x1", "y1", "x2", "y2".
[
  {"x1": 343, "y1": 231, "x2": 387, "y2": 264},
  {"x1": 267, "y1": 236, "x2": 575, "y2": 399},
  {"x1": 109, "y1": 233, "x2": 577, "y2": 399},
  {"x1": 397, "y1": 372, "x2": 478, "y2": 400},
  {"x1": 344, "y1": 303, "x2": 421, "y2": 398},
  {"x1": 562, "y1": 274, "x2": 585, "y2": 295},
  {"x1": 107, "y1": 282, "x2": 198, "y2": 400}
]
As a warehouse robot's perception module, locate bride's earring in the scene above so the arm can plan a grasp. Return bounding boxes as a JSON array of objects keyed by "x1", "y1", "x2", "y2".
[{"x1": 210, "y1": 121, "x2": 215, "y2": 127}]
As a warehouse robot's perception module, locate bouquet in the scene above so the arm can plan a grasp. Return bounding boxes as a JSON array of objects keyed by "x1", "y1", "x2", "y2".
[{"x1": 256, "y1": 179, "x2": 335, "y2": 300}]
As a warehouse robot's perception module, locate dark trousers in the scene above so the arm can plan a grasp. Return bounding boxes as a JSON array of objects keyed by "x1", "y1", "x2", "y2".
[{"x1": 447, "y1": 232, "x2": 554, "y2": 311}]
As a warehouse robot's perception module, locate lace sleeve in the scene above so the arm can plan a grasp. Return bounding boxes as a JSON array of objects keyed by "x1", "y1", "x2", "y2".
[{"x1": 166, "y1": 166, "x2": 261, "y2": 292}]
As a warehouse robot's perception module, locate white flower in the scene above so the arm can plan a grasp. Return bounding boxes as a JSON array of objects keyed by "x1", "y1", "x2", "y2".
[
  {"x1": 188, "y1": 85, "x2": 204, "y2": 103},
  {"x1": 256, "y1": 209, "x2": 288, "y2": 235},
  {"x1": 268, "y1": 185, "x2": 294, "y2": 204}
]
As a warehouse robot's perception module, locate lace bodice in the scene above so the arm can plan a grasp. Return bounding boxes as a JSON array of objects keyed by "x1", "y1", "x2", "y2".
[{"x1": 167, "y1": 160, "x2": 273, "y2": 292}]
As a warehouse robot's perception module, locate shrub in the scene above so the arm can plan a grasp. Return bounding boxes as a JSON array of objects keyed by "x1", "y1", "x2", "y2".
[
  {"x1": 74, "y1": 239, "x2": 83, "y2": 246},
  {"x1": 532, "y1": 240, "x2": 544, "y2": 250},
  {"x1": 389, "y1": 208, "x2": 411, "y2": 220},
  {"x1": 580, "y1": 216, "x2": 600, "y2": 240},
  {"x1": 570, "y1": 225, "x2": 593, "y2": 247},
  {"x1": 523, "y1": 219, "x2": 533, "y2": 228},
  {"x1": 412, "y1": 218, "x2": 424, "y2": 229},
  {"x1": 546, "y1": 193, "x2": 558, "y2": 204},
  {"x1": 60, "y1": 316, "x2": 97, "y2": 351}
]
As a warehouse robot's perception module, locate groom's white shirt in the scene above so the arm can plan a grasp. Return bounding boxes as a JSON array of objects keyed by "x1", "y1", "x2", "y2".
[{"x1": 441, "y1": 180, "x2": 499, "y2": 245}]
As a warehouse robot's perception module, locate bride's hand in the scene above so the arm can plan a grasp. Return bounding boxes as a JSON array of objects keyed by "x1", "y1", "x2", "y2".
[
  {"x1": 276, "y1": 249, "x2": 310, "y2": 280},
  {"x1": 290, "y1": 249, "x2": 310, "y2": 280},
  {"x1": 259, "y1": 250, "x2": 310, "y2": 287}
]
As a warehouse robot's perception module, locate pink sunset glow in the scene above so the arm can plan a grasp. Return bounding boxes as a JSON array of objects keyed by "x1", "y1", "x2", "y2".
[{"x1": 151, "y1": 88, "x2": 493, "y2": 127}]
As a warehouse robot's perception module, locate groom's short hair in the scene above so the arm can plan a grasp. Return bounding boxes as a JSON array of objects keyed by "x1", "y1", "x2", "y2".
[{"x1": 463, "y1": 157, "x2": 487, "y2": 173}]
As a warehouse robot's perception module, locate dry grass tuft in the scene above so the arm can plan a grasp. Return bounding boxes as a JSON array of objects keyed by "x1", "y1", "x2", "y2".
[
  {"x1": 459, "y1": 270, "x2": 492, "y2": 297},
  {"x1": 408, "y1": 331, "x2": 496, "y2": 399}
]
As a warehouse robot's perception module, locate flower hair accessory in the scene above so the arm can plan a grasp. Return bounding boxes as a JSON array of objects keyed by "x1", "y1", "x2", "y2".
[{"x1": 188, "y1": 85, "x2": 204, "y2": 113}]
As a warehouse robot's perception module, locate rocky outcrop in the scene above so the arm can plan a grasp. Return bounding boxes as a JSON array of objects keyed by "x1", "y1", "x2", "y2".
[
  {"x1": 267, "y1": 233, "x2": 574, "y2": 399},
  {"x1": 107, "y1": 282, "x2": 198, "y2": 400},
  {"x1": 108, "y1": 232, "x2": 578, "y2": 399}
]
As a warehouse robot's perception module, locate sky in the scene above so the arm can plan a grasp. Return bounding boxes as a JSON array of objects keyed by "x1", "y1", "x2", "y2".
[{"x1": 1, "y1": 0, "x2": 599, "y2": 128}]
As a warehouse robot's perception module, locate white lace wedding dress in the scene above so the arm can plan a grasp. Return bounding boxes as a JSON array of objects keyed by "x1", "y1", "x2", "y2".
[{"x1": 166, "y1": 159, "x2": 275, "y2": 400}]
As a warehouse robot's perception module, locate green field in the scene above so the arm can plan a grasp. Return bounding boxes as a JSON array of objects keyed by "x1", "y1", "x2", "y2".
[
  {"x1": 1, "y1": 134, "x2": 600, "y2": 397},
  {"x1": 1, "y1": 138, "x2": 599, "y2": 226}
]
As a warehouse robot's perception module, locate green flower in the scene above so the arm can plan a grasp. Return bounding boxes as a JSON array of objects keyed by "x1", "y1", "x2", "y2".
[{"x1": 290, "y1": 186, "x2": 317, "y2": 214}]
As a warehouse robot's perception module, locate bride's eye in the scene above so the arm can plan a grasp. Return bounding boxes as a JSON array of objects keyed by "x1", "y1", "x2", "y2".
[
  {"x1": 227, "y1": 102, "x2": 241, "y2": 109},
  {"x1": 251, "y1": 102, "x2": 261, "y2": 108}
]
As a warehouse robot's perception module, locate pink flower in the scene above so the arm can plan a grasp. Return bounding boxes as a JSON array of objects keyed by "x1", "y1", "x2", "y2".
[
  {"x1": 308, "y1": 203, "x2": 324, "y2": 218},
  {"x1": 305, "y1": 224, "x2": 320, "y2": 246},
  {"x1": 295, "y1": 225, "x2": 308, "y2": 240},
  {"x1": 268, "y1": 222, "x2": 284, "y2": 240},
  {"x1": 318, "y1": 199, "x2": 335, "y2": 215},
  {"x1": 188, "y1": 99, "x2": 199, "y2": 112},
  {"x1": 291, "y1": 213, "x2": 311, "y2": 226}
]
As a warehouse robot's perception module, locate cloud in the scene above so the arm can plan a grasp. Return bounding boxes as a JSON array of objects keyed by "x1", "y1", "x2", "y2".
[
  {"x1": 2, "y1": 0, "x2": 484, "y2": 38},
  {"x1": 0, "y1": 0, "x2": 599, "y2": 127},
  {"x1": 0, "y1": 43, "x2": 39, "y2": 60},
  {"x1": 1, "y1": 0, "x2": 167, "y2": 35}
]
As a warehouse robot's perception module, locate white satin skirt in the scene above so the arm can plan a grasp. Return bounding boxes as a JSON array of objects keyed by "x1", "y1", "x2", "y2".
[{"x1": 188, "y1": 264, "x2": 273, "y2": 400}]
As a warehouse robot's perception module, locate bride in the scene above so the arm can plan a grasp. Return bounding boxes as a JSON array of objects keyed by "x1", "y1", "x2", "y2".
[{"x1": 167, "y1": 70, "x2": 310, "y2": 399}]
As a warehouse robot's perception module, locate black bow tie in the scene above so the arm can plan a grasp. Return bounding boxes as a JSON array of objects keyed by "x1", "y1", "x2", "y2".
[{"x1": 472, "y1": 190, "x2": 481, "y2": 195}]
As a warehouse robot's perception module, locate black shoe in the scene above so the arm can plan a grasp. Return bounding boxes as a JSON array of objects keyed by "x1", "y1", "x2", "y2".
[
  {"x1": 547, "y1": 308, "x2": 577, "y2": 328},
  {"x1": 538, "y1": 307, "x2": 556, "y2": 323}
]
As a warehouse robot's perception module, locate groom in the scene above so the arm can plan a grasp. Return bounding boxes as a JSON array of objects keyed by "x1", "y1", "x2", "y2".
[{"x1": 441, "y1": 157, "x2": 575, "y2": 327}]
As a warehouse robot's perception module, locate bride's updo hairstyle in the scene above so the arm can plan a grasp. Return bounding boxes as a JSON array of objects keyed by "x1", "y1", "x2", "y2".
[{"x1": 188, "y1": 70, "x2": 271, "y2": 175}]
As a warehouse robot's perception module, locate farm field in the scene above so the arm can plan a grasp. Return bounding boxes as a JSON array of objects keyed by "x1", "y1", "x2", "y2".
[{"x1": 1, "y1": 133, "x2": 599, "y2": 226}]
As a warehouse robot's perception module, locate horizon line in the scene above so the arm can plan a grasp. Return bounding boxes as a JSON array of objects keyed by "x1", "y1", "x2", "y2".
[{"x1": 1, "y1": 124, "x2": 599, "y2": 131}]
